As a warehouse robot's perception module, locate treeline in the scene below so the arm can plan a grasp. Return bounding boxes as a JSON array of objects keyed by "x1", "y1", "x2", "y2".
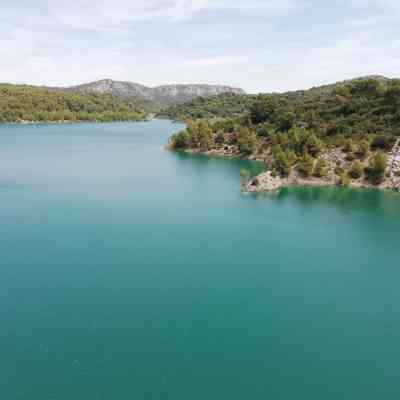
[
  {"x1": 170, "y1": 77, "x2": 400, "y2": 186},
  {"x1": 161, "y1": 92, "x2": 255, "y2": 120},
  {"x1": 0, "y1": 84, "x2": 147, "y2": 123}
]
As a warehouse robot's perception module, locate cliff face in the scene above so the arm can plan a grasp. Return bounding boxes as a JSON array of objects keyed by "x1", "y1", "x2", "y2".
[{"x1": 66, "y1": 79, "x2": 245, "y2": 108}]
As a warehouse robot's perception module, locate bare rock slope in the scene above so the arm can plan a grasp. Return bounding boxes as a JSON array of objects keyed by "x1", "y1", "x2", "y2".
[{"x1": 66, "y1": 79, "x2": 245, "y2": 109}]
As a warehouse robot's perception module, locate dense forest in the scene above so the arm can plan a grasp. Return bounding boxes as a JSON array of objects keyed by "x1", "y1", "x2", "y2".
[
  {"x1": 0, "y1": 84, "x2": 147, "y2": 123},
  {"x1": 160, "y1": 92, "x2": 255, "y2": 120},
  {"x1": 169, "y1": 77, "x2": 400, "y2": 188}
]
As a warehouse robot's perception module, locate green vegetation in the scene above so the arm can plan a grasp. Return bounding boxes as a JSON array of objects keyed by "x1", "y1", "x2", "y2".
[
  {"x1": 366, "y1": 152, "x2": 388, "y2": 184},
  {"x1": 0, "y1": 84, "x2": 146, "y2": 123},
  {"x1": 274, "y1": 149, "x2": 292, "y2": 177},
  {"x1": 314, "y1": 158, "x2": 329, "y2": 178},
  {"x1": 348, "y1": 161, "x2": 364, "y2": 179},
  {"x1": 339, "y1": 173, "x2": 350, "y2": 187},
  {"x1": 161, "y1": 93, "x2": 254, "y2": 120},
  {"x1": 169, "y1": 76, "x2": 399, "y2": 187},
  {"x1": 237, "y1": 128, "x2": 259, "y2": 155},
  {"x1": 297, "y1": 153, "x2": 315, "y2": 177},
  {"x1": 170, "y1": 120, "x2": 213, "y2": 150}
]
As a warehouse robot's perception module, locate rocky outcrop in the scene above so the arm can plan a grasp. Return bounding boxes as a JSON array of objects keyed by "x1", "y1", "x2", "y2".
[
  {"x1": 242, "y1": 171, "x2": 286, "y2": 192},
  {"x1": 66, "y1": 79, "x2": 245, "y2": 109},
  {"x1": 241, "y1": 170, "x2": 338, "y2": 193},
  {"x1": 242, "y1": 146, "x2": 400, "y2": 194},
  {"x1": 389, "y1": 139, "x2": 400, "y2": 191}
]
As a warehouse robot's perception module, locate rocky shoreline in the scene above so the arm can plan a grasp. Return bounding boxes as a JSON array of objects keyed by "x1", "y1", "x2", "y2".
[
  {"x1": 178, "y1": 145, "x2": 265, "y2": 162},
  {"x1": 173, "y1": 146, "x2": 400, "y2": 193},
  {"x1": 241, "y1": 170, "x2": 394, "y2": 193}
]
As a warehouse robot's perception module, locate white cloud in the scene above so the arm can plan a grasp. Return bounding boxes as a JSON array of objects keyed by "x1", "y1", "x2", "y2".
[
  {"x1": 250, "y1": 30, "x2": 400, "y2": 93},
  {"x1": 9, "y1": 0, "x2": 302, "y2": 32},
  {"x1": 182, "y1": 55, "x2": 249, "y2": 68},
  {"x1": 51, "y1": 0, "x2": 210, "y2": 30},
  {"x1": 351, "y1": 0, "x2": 400, "y2": 11},
  {"x1": 0, "y1": 0, "x2": 399, "y2": 91}
]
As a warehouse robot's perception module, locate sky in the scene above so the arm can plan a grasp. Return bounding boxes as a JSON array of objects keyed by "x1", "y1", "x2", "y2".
[{"x1": 1, "y1": 0, "x2": 400, "y2": 93}]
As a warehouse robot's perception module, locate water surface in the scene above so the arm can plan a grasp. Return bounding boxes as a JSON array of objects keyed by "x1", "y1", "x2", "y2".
[{"x1": 1, "y1": 120, "x2": 400, "y2": 399}]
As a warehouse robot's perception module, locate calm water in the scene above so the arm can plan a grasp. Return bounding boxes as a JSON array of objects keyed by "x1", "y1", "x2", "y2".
[{"x1": 1, "y1": 120, "x2": 400, "y2": 399}]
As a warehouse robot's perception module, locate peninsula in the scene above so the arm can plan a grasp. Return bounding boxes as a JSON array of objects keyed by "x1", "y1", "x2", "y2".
[{"x1": 167, "y1": 76, "x2": 400, "y2": 192}]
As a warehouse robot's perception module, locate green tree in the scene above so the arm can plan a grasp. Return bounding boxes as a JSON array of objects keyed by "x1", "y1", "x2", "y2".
[
  {"x1": 170, "y1": 131, "x2": 189, "y2": 149},
  {"x1": 274, "y1": 150, "x2": 292, "y2": 177},
  {"x1": 237, "y1": 128, "x2": 258, "y2": 155},
  {"x1": 343, "y1": 138, "x2": 355, "y2": 153},
  {"x1": 368, "y1": 152, "x2": 387, "y2": 184},
  {"x1": 298, "y1": 153, "x2": 314, "y2": 177},
  {"x1": 197, "y1": 121, "x2": 213, "y2": 150},
  {"x1": 305, "y1": 133, "x2": 323, "y2": 157},
  {"x1": 348, "y1": 161, "x2": 364, "y2": 179},
  {"x1": 313, "y1": 158, "x2": 328, "y2": 178},
  {"x1": 277, "y1": 111, "x2": 295, "y2": 132},
  {"x1": 249, "y1": 97, "x2": 276, "y2": 124},
  {"x1": 370, "y1": 134, "x2": 393, "y2": 151},
  {"x1": 286, "y1": 149, "x2": 298, "y2": 165},
  {"x1": 215, "y1": 131, "x2": 226, "y2": 145},
  {"x1": 287, "y1": 127, "x2": 302, "y2": 153}
]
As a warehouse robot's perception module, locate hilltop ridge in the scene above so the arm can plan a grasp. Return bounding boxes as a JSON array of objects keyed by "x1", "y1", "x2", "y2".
[{"x1": 65, "y1": 79, "x2": 245, "y2": 109}]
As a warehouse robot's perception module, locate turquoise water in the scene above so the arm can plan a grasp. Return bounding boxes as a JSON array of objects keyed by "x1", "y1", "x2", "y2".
[{"x1": 1, "y1": 120, "x2": 400, "y2": 399}]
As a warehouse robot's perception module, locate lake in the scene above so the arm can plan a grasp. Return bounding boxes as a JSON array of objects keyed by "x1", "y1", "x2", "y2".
[{"x1": 1, "y1": 119, "x2": 400, "y2": 399}]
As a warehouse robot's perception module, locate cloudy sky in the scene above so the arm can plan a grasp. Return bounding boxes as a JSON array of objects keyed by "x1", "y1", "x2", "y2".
[{"x1": 1, "y1": 0, "x2": 399, "y2": 92}]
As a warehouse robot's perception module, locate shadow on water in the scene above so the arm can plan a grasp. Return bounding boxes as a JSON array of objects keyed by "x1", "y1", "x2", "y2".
[
  {"x1": 171, "y1": 150, "x2": 400, "y2": 217},
  {"x1": 275, "y1": 185, "x2": 400, "y2": 216},
  {"x1": 171, "y1": 150, "x2": 266, "y2": 179}
]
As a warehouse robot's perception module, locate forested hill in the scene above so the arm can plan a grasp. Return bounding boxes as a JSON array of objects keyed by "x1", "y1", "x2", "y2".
[
  {"x1": 0, "y1": 79, "x2": 246, "y2": 122},
  {"x1": 0, "y1": 84, "x2": 147, "y2": 123},
  {"x1": 169, "y1": 76, "x2": 400, "y2": 189},
  {"x1": 159, "y1": 92, "x2": 256, "y2": 120},
  {"x1": 161, "y1": 75, "x2": 398, "y2": 121},
  {"x1": 166, "y1": 75, "x2": 400, "y2": 152}
]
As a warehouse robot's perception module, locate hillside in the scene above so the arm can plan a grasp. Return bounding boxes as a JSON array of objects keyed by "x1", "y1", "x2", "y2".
[
  {"x1": 159, "y1": 92, "x2": 256, "y2": 120},
  {"x1": 169, "y1": 76, "x2": 400, "y2": 191},
  {"x1": 162, "y1": 75, "x2": 395, "y2": 120},
  {"x1": 66, "y1": 79, "x2": 245, "y2": 110},
  {"x1": 0, "y1": 84, "x2": 146, "y2": 123}
]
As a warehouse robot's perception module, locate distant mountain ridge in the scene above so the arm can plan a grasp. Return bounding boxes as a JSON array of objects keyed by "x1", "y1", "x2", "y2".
[{"x1": 65, "y1": 79, "x2": 245, "y2": 109}]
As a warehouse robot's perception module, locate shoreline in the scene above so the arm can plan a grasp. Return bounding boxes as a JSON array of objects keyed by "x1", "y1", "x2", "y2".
[
  {"x1": 171, "y1": 147, "x2": 400, "y2": 193},
  {"x1": 241, "y1": 170, "x2": 396, "y2": 194},
  {"x1": 0, "y1": 117, "x2": 150, "y2": 125}
]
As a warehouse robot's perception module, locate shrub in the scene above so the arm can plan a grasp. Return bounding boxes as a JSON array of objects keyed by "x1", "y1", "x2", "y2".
[
  {"x1": 215, "y1": 131, "x2": 226, "y2": 145},
  {"x1": 170, "y1": 131, "x2": 189, "y2": 149},
  {"x1": 237, "y1": 128, "x2": 259, "y2": 154},
  {"x1": 274, "y1": 150, "x2": 292, "y2": 177},
  {"x1": 314, "y1": 158, "x2": 329, "y2": 178},
  {"x1": 297, "y1": 153, "x2": 315, "y2": 177},
  {"x1": 305, "y1": 133, "x2": 323, "y2": 157},
  {"x1": 370, "y1": 135, "x2": 394, "y2": 151},
  {"x1": 356, "y1": 140, "x2": 370, "y2": 159},
  {"x1": 348, "y1": 161, "x2": 364, "y2": 179},
  {"x1": 367, "y1": 152, "x2": 387, "y2": 184},
  {"x1": 343, "y1": 139, "x2": 356, "y2": 153}
]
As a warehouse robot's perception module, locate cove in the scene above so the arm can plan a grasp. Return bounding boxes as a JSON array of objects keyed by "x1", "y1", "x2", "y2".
[{"x1": 1, "y1": 119, "x2": 400, "y2": 399}]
